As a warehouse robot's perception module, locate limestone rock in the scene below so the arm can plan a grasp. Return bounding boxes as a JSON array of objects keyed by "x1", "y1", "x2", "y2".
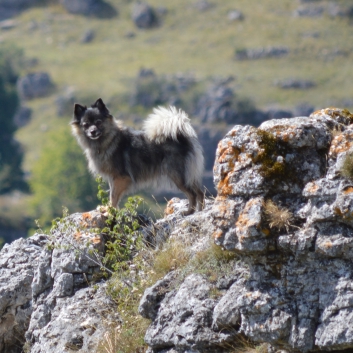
[
  {"x1": 0, "y1": 234, "x2": 48, "y2": 353},
  {"x1": 141, "y1": 107, "x2": 353, "y2": 352}
]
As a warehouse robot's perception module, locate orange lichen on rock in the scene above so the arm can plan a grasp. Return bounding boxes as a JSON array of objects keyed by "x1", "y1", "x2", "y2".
[
  {"x1": 164, "y1": 199, "x2": 176, "y2": 215},
  {"x1": 73, "y1": 231, "x2": 82, "y2": 240},
  {"x1": 306, "y1": 182, "x2": 320, "y2": 195},
  {"x1": 82, "y1": 213, "x2": 92, "y2": 220},
  {"x1": 343, "y1": 187, "x2": 353, "y2": 195},
  {"x1": 236, "y1": 212, "x2": 257, "y2": 231},
  {"x1": 323, "y1": 241, "x2": 333, "y2": 249},
  {"x1": 216, "y1": 145, "x2": 239, "y2": 196},
  {"x1": 217, "y1": 173, "x2": 233, "y2": 196},
  {"x1": 311, "y1": 108, "x2": 353, "y2": 125},
  {"x1": 324, "y1": 108, "x2": 353, "y2": 122},
  {"x1": 91, "y1": 236, "x2": 101, "y2": 244},
  {"x1": 212, "y1": 230, "x2": 223, "y2": 240},
  {"x1": 329, "y1": 132, "x2": 353, "y2": 159}
]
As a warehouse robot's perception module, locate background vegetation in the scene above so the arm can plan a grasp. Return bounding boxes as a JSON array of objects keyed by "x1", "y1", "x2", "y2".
[{"x1": 0, "y1": 0, "x2": 353, "y2": 241}]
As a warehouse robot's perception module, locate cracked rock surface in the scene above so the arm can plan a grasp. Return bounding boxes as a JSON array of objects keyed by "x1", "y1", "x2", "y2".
[
  {"x1": 141, "y1": 108, "x2": 353, "y2": 352},
  {"x1": 0, "y1": 210, "x2": 118, "y2": 353}
]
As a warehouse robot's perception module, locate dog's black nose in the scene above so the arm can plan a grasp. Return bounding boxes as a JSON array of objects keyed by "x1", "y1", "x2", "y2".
[{"x1": 88, "y1": 126, "x2": 102, "y2": 139}]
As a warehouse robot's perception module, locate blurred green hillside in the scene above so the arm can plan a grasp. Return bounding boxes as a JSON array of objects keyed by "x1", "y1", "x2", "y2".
[{"x1": 1, "y1": 0, "x2": 353, "y2": 239}]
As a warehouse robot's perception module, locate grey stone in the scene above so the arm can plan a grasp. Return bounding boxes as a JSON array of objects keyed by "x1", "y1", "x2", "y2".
[
  {"x1": 140, "y1": 107, "x2": 353, "y2": 352},
  {"x1": 235, "y1": 46, "x2": 289, "y2": 60},
  {"x1": 228, "y1": 10, "x2": 244, "y2": 21},
  {"x1": 60, "y1": 0, "x2": 117, "y2": 18},
  {"x1": 275, "y1": 79, "x2": 316, "y2": 90},
  {"x1": 132, "y1": 2, "x2": 158, "y2": 29},
  {"x1": 0, "y1": 234, "x2": 48, "y2": 353},
  {"x1": 294, "y1": 5, "x2": 324, "y2": 17},
  {"x1": 13, "y1": 106, "x2": 32, "y2": 127},
  {"x1": 17, "y1": 72, "x2": 54, "y2": 100}
]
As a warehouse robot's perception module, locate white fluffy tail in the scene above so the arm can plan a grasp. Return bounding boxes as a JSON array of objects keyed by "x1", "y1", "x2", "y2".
[{"x1": 143, "y1": 106, "x2": 197, "y2": 144}]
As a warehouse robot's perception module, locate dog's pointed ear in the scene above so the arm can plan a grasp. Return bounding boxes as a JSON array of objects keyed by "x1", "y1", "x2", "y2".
[
  {"x1": 71, "y1": 103, "x2": 86, "y2": 124},
  {"x1": 93, "y1": 98, "x2": 109, "y2": 114}
]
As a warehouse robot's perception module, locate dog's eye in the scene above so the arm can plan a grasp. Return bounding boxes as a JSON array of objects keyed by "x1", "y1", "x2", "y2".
[
  {"x1": 82, "y1": 123, "x2": 89, "y2": 129},
  {"x1": 96, "y1": 120, "x2": 102, "y2": 126}
]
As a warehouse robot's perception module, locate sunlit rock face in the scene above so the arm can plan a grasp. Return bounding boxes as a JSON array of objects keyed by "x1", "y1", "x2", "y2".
[{"x1": 141, "y1": 108, "x2": 353, "y2": 353}]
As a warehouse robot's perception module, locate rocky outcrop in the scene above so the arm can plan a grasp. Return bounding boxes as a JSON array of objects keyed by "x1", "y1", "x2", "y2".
[
  {"x1": 3, "y1": 107, "x2": 353, "y2": 353},
  {"x1": 0, "y1": 210, "x2": 118, "y2": 353},
  {"x1": 140, "y1": 107, "x2": 353, "y2": 352},
  {"x1": 0, "y1": 234, "x2": 47, "y2": 353}
]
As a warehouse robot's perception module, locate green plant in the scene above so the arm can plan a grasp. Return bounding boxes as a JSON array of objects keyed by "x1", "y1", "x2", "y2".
[
  {"x1": 101, "y1": 198, "x2": 144, "y2": 273},
  {"x1": 29, "y1": 126, "x2": 98, "y2": 227}
]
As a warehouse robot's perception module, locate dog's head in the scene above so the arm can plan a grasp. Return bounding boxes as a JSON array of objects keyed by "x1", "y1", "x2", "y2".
[{"x1": 71, "y1": 98, "x2": 113, "y2": 140}]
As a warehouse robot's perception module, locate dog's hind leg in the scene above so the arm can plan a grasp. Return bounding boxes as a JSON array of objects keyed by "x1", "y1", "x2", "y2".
[
  {"x1": 109, "y1": 177, "x2": 132, "y2": 208},
  {"x1": 196, "y1": 187, "x2": 205, "y2": 211},
  {"x1": 171, "y1": 178, "x2": 198, "y2": 216}
]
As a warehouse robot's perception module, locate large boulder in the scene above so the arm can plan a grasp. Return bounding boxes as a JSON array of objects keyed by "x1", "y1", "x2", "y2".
[
  {"x1": 60, "y1": 0, "x2": 117, "y2": 18},
  {"x1": 140, "y1": 107, "x2": 353, "y2": 352},
  {"x1": 0, "y1": 210, "x2": 118, "y2": 353}
]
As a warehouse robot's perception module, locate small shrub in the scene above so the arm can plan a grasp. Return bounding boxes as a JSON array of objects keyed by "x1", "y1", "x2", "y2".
[{"x1": 263, "y1": 199, "x2": 292, "y2": 232}]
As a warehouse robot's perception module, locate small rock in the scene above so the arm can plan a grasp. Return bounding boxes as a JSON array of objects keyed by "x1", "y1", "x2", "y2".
[
  {"x1": 80, "y1": 29, "x2": 95, "y2": 43},
  {"x1": 275, "y1": 78, "x2": 316, "y2": 90},
  {"x1": 0, "y1": 19, "x2": 17, "y2": 30},
  {"x1": 13, "y1": 106, "x2": 32, "y2": 127},
  {"x1": 17, "y1": 72, "x2": 54, "y2": 100},
  {"x1": 193, "y1": 0, "x2": 213, "y2": 11},
  {"x1": 293, "y1": 5, "x2": 324, "y2": 17},
  {"x1": 235, "y1": 46, "x2": 289, "y2": 60},
  {"x1": 132, "y1": 2, "x2": 158, "y2": 29},
  {"x1": 228, "y1": 9, "x2": 244, "y2": 21}
]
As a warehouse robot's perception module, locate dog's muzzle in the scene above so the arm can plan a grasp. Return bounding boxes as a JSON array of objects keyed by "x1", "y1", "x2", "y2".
[{"x1": 87, "y1": 127, "x2": 102, "y2": 140}]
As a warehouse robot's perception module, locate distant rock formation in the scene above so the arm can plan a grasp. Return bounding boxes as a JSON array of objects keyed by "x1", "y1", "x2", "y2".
[
  {"x1": 235, "y1": 46, "x2": 289, "y2": 60},
  {"x1": 60, "y1": 0, "x2": 117, "y2": 18},
  {"x1": 132, "y1": 2, "x2": 158, "y2": 29},
  {"x1": 17, "y1": 72, "x2": 54, "y2": 100},
  {"x1": 0, "y1": 0, "x2": 40, "y2": 20}
]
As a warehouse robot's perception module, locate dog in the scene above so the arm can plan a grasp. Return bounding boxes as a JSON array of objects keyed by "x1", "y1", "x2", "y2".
[{"x1": 71, "y1": 98, "x2": 204, "y2": 215}]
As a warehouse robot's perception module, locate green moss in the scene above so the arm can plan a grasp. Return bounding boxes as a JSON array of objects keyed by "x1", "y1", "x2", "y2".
[{"x1": 255, "y1": 130, "x2": 288, "y2": 181}]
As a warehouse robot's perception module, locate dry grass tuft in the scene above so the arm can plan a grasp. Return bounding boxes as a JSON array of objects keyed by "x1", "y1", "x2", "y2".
[
  {"x1": 152, "y1": 240, "x2": 191, "y2": 280},
  {"x1": 263, "y1": 199, "x2": 293, "y2": 232}
]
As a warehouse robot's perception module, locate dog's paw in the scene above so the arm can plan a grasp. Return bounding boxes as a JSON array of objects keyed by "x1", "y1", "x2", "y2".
[{"x1": 181, "y1": 209, "x2": 195, "y2": 216}]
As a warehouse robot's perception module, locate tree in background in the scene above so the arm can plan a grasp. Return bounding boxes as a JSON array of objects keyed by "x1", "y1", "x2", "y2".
[
  {"x1": 30, "y1": 126, "x2": 98, "y2": 226},
  {"x1": 0, "y1": 45, "x2": 27, "y2": 194}
]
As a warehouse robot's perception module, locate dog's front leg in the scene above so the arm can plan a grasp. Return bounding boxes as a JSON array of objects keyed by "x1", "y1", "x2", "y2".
[{"x1": 109, "y1": 177, "x2": 132, "y2": 208}]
